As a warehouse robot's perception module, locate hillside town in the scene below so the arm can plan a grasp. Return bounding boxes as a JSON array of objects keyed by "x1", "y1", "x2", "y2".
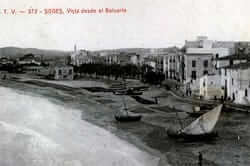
[
  {"x1": 1, "y1": 36, "x2": 250, "y2": 107},
  {"x1": 1, "y1": 36, "x2": 250, "y2": 166}
]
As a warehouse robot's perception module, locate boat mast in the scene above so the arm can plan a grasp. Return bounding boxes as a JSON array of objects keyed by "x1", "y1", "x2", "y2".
[
  {"x1": 175, "y1": 112, "x2": 184, "y2": 130},
  {"x1": 122, "y1": 78, "x2": 128, "y2": 115}
]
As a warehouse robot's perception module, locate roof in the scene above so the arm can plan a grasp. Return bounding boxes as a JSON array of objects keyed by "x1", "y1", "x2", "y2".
[
  {"x1": 185, "y1": 53, "x2": 213, "y2": 56},
  {"x1": 222, "y1": 62, "x2": 250, "y2": 70},
  {"x1": 212, "y1": 41, "x2": 235, "y2": 48},
  {"x1": 23, "y1": 66, "x2": 44, "y2": 69},
  {"x1": 54, "y1": 64, "x2": 73, "y2": 68},
  {"x1": 216, "y1": 54, "x2": 250, "y2": 61}
]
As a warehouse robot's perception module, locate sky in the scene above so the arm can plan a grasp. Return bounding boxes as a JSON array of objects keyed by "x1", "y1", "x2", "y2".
[{"x1": 0, "y1": 0, "x2": 250, "y2": 51}]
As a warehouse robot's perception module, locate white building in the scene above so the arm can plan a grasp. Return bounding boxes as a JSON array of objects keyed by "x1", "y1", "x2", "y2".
[
  {"x1": 143, "y1": 57, "x2": 156, "y2": 71},
  {"x1": 163, "y1": 53, "x2": 183, "y2": 81},
  {"x1": 104, "y1": 52, "x2": 141, "y2": 66},
  {"x1": 184, "y1": 36, "x2": 234, "y2": 89},
  {"x1": 200, "y1": 74, "x2": 223, "y2": 100},
  {"x1": 220, "y1": 63, "x2": 250, "y2": 105},
  {"x1": 184, "y1": 53, "x2": 213, "y2": 82},
  {"x1": 49, "y1": 64, "x2": 74, "y2": 80},
  {"x1": 70, "y1": 45, "x2": 90, "y2": 66}
]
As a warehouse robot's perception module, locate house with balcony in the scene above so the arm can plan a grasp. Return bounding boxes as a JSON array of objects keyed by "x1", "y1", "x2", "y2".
[
  {"x1": 184, "y1": 36, "x2": 233, "y2": 92},
  {"x1": 163, "y1": 52, "x2": 184, "y2": 81}
]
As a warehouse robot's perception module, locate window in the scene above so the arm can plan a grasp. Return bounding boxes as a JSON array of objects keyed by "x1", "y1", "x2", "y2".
[
  {"x1": 216, "y1": 54, "x2": 219, "y2": 59},
  {"x1": 69, "y1": 69, "x2": 72, "y2": 75},
  {"x1": 58, "y1": 69, "x2": 62, "y2": 75},
  {"x1": 245, "y1": 89, "x2": 248, "y2": 97},
  {"x1": 203, "y1": 70, "x2": 208, "y2": 75},
  {"x1": 225, "y1": 69, "x2": 227, "y2": 76},
  {"x1": 192, "y1": 60, "x2": 196, "y2": 67},
  {"x1": 230, "y1": 59, "x2": 233, "y2": 66},
  {"x1": 191, "y1": 71, "x2": 197, "y2": 80},
  {"x1": 219, "y1": 69, "x2": 222, "y2": 75},
  {"x1": 203, "y1": 60, "x2": 208, "y2": 68},
  {"x1": 232, "y1": 78, "x2": 234, "y2": 85}
]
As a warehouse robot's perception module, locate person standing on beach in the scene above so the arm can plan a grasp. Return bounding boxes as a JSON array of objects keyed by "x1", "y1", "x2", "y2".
[{"x1": 198, "y1": 152, "x2": 203, "y2": 166}]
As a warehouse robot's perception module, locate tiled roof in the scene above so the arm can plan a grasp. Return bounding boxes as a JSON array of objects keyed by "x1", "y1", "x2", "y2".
[
  {"x1": 185, "y1": 53, "x2": 213, "y2": 56},
  {"x1": 216, "y1": 54, "x2": 250, "y2": 61},
  {"x1": 222, "y1": 62, "x2": 250, "y2": 70}
]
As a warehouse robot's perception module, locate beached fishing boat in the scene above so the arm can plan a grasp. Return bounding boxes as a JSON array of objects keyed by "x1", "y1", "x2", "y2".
[
  {"x1": 113, "y1": 89, "x2": 128, "y2": 95},
  {"x1": 186, "y1": 111, "x2": 205, "y2": 117},
  {"x1": 114, "y1": 80, "x2": 142, "y2": 122},
  {"x1": 167, "y1": 104, "x2": 223, "y2": 140},
  {"x1": 110, "y1": 81, "x2": 144, "y2": 96},
  {"x1": 115, "y1": 107, "x2": 142, "y2": 122},
  {"x1": 112, "y1": 87, "x2": 143, "y2": 95},
  {"x1": 126, "y1": 88, "x2": 143, "y2": 96}
]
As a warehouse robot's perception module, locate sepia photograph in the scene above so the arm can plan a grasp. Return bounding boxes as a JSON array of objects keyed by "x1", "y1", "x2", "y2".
[{"x1": 0, "y1": 0, "x2": 250, "y2": 165}]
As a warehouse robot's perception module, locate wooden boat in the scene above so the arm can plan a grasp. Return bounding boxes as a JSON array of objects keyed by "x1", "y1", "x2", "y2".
[
  {"x1": 115, "y1": 110, "x2": 142, "y2": 122},
  {"x1": 115, "y1": 115, "x2": 142, "y2": 122},
  {"x1": 187, "y1": 109, "x2": 207, "y2": 117},
  {"x1": 131, "y1": 86, "x2": 149, "y2": 91},
  {"x1": 167, "y1": 104, "x2": 223, "y2": 140},
  {"x1": 115, "y1": 107, "x2": 142, "y2": 122},
  {"x1": 113, "y1": 90, "x2": 127, "y2": 95},
  {"x1": 112, "y1": 88, "x2": 143, "y2": 96},
  {"x1": 114, "y1": 80, "x2": 142, "y2": 122},
  {"x1": 126, "y1": 89, "x2": 143, "y2": 96}
]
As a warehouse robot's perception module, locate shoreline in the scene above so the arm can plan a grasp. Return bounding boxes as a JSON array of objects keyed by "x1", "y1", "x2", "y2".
[
  {"x1": 0, "y1": 79, "x2": 169, "y2": 166},
  {"x1": 1, "y1": 76, "x2": 250, "y2": 165},
  {"x1": 0, "y1": 85, "x2": 160, "y2": 166}
]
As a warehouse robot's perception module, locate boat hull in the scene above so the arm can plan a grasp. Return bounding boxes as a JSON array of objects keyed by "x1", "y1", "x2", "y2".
[
  {"x1": 127, "y1": 91, "x2": 143, "y2": 96},
  {"x1": 115, "y1": 115, "x2": 142, "y2": 122},
  {"x1": 113, "y1": 91, "x2": 143, "y2": 96},
  {"x1": 186, "y1": 112, "x2": 205, "y2": 117},
  {"x1": 167, "y1": 129, "x2": 218, "y2": 140}
]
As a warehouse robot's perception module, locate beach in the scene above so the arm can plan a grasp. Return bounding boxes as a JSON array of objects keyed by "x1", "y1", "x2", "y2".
[
  {"x1": 0, "y1": 85, "x2": 159, "y2": 166},
  {"x1": 0, "y1": 77, "x2": 250, "y2": 166}
]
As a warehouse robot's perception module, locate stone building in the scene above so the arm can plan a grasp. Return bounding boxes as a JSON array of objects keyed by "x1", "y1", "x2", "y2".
[
  {"x1": 184, "y1": 36, "x2": 233, "y2": 84},
  {"x1": 163, "y1": 52, "x2": 183, "y2": 81},
  {"x1": 184, "y1": 53, "x2": 213, "y2": 82},
  {"x1": 220, "y1": 62, "x2": 250, "y2": 104},
  {"x1": 235, "y1": 42, "x2": 250, "y2": 56},
  {"x1": 49, "y1": 65, "x2": 74, "y2": 80},
  {"x1": 104, "y1": 52, "x2": 140, "y2": 66},
  {"x1": 200, "y1": 74, "x2": 223, "y2": 100}
]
